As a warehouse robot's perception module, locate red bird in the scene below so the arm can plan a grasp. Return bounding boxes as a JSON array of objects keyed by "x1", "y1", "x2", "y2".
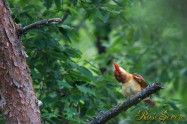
[{"x1": 113, "y1": 62, "x2": 156, "y2": 106}]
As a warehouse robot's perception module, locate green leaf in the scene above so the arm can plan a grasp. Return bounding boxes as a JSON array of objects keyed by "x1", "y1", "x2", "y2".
[
  {"x1": 57, "y1": 80, "x2": 73, "y2": 89},
  {"x1": 48, "y1": 91, "x2": 57, "y2": 98},
  {"x1": 73, "y1": 0, "x2": 78, "y2": 6},
  {"x1": 54, "y1": 0, "x2": 62, "y2": 9},
  {"x1": 67, "y1": 60, "x2": 79, "y2": 68},
  {"x1": 65, "y1": 107, "x2": 77, "y2": 118},
  {"x1": 100, "y1": 6, "x2": 121, "y2": 14},
  {"x1": 96, "y1": 9, "x2": 111, "y2": 23},
  {"x1": 169, "y1": 100, "x2": 179, "y2": 110},
  {"x1": 102, "y1": 12, "x2": 110, "y2": 23},
  {"x1": 66, "y1": 6, "x2": 79, "y2": 15},
  {"x1": 63, "y1": 45, "x2": 82, "y2": 58},
  {"x1": 43, "y1": 0, "x2": 53, "y2": 9},
  {"x1": 59, "y1": 27, "x2": 71, "y2": 43},
  {"x1": 58, "y1": 24, "x2": 75, "y2": 30},
  {"x1": 77, "y1": 66, "x2": 94, "y2": 79},
  {"x1": 76, "y1": 85, "x2": 96, "y2": 96}
]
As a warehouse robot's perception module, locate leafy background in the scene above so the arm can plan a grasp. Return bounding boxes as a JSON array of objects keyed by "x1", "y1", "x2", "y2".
[{"x1": 2, "y1": 0, "x2": 187, "y2": 123}]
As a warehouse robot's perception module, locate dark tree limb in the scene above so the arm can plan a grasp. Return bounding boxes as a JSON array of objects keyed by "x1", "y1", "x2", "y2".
[
  {"x1": 87, "y1": 83, "x2": 163, "y2": 124},
  {"x1": 18, "y1": 12, "x2": 69, "y2": 35}
]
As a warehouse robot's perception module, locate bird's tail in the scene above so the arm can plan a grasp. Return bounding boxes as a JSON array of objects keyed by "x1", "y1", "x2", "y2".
[{"x1": 144, "y1": 98, "x2": 156, "y2": 106}]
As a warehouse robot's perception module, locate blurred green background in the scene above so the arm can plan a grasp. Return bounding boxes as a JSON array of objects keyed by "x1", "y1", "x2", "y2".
[{"x1": 3, "y1": 0, "x2": 187, "y2": 123}]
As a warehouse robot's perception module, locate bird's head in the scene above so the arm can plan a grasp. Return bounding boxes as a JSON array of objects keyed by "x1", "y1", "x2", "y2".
[{"x1": 113, "y1": 62, "x2": 128, "y2": 83}]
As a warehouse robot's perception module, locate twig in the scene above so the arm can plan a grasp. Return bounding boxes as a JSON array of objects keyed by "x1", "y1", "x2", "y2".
[
  {"x1": 18, "y1": 12, "x2": 69, "y2": 35},
  {"x1": 87, "y1": 82, "x2": 163, "y2": 124}
]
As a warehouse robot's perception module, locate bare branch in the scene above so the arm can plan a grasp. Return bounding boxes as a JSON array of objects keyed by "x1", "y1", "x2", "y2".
[
  {"x1": 18, "y1": 12, "x2": 69, "y2": 35},
  {"x1": 87, "y1": 83, "x2": 163, "y2": 124}
]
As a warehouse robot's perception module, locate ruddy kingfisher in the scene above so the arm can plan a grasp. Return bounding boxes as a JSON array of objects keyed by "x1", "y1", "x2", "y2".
[{"x1": 113, "y1": 62, "x2": 156, "y2": 106}]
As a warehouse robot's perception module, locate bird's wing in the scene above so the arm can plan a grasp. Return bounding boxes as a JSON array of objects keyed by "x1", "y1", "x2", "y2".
[{"x1": 133, "y1": 73, "x2": 148, "y2": 89}]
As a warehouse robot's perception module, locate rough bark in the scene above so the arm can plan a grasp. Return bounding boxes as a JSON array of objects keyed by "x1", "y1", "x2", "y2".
[
  {"x1": 0, "y1": 1, "x2": 41, "y2": 123},
  {"x1": 88, "y1": 83, "x2": 162, "y2": 124}
]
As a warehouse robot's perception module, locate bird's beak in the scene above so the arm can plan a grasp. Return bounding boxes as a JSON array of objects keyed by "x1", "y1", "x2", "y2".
[{"x1": 114, "y1": 62, "x2": 120, "y2": 73}]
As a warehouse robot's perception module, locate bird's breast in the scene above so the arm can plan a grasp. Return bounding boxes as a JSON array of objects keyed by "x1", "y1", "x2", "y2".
[{"x1": 122, "y1": 79, "x2": 141, "y2": 96}]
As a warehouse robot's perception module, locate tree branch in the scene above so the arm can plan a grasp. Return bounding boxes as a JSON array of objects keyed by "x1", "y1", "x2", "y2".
[
  {"x1": 18, "y1": 12, "x2": 69, "y2": 35},
  {"x1": 87, "y1": 83, "x2": 163, "y2": 124}
]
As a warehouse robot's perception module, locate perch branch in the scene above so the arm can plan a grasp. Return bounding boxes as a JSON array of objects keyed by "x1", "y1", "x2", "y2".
[
  {"x1": 18, "y1": 12, "x2": 69, "y2": 35},
  {"x1": 87, "y1": 82, "x2": 163, "y2": 124}
]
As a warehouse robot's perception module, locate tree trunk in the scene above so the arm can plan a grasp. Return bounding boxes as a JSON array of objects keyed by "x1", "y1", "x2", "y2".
[{"x1": 0, "y1": 1, "x2": 41, "y2": 123}]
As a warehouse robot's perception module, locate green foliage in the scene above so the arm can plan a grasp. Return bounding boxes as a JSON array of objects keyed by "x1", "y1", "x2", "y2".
[{"x1": 6, "y1": 0, "x2": 187, "y2": 123}]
